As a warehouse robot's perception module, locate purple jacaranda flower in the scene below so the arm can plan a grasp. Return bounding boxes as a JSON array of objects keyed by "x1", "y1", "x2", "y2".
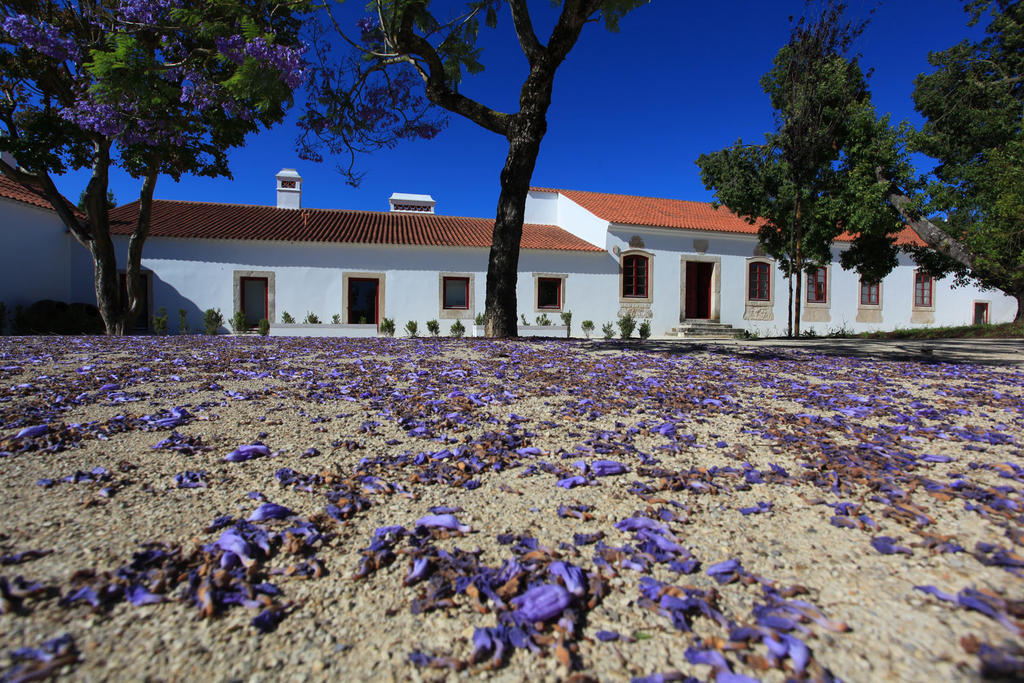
[
  {"x1": 511, "y1": 584, "x2": 571, "y2": 622},
  {"x1": 706, "y1": 559, "x2": 743, "y2": 584},
  {"x1": 914, "y1": 584, "x2": 957, "y2": 603},
  {"x1": 0, "y1": 549, "x2": 52, "y2": 565},
  {"x1": 556, "y1": 475, "x2": 587, "y2": 489},
  {"x1": 549, "y1": 561, "x2": 586, "y2": 596},
  {"x1": 427, "y1": 506, "x2": 462, "y2": 514},
  {"x1": 173, "y1": 470, "x2": 207, "y2": 489},
  {"x1": 592, "y1": 629, "x2": 620, "y2": 642},
  {"x1": 216, "y1": 527, "x2": 254, "y2": 567},
  {"x1": 591, "y1": 459, "x2": 627, "y2": 476},
  {"x1": 224, "y1": 443, "x2": 270, "y2": 462},
  {"x1": 685, "y1": 646, "x2": 729, "y2": 669},
  {"x1": 125, "y1": 585, "x2": 163, "y2": 606},
  {"x1": 252, "y1": 607, "x2": 286, "y2": 633},
  {"x1": 871, "y1": 536, "x2": 912, "y2": 555},
  {"x1": 404, "y1": 557, "x2": 430, "y2": 585},
  {"x1": 738, "y1": 501, "x2": 772, "y2": 515},
  {"x1": 414, "y1": 514, "x2": 470, "y2": 533},
  {"x1": 247, "y1": 503, "x2": 294, "y2": 522},
  {"x1": 15, "y1": 425, "x2": 47, "y2": 439},
  {"x1": 615, "y1": 516, "x2": 667, "y2": 533},
  {"x1": 471, "y1": 626, "x2": 510, "y2": 665}
]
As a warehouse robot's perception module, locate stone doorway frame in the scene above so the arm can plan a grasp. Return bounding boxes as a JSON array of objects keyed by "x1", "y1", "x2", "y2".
[{"x1": 679, "y1": 254, "x2": 721, "y2": 323}]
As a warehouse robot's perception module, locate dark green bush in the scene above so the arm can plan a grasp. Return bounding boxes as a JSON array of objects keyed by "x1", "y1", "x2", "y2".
[
  {"x1": 13, "y1": 299, "x2": 104, "y2": 335},
  {"x1": 203, "y1": 308, "x2": 224, "y2": 335},
  {"x1": 258, "y1": 318, "x2": 270, "y2": 336}
]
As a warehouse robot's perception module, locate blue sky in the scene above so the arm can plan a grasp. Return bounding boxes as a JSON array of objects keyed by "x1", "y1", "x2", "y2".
[{"x1": 62, "y1": 1, "x2": 985, "y2": 220}]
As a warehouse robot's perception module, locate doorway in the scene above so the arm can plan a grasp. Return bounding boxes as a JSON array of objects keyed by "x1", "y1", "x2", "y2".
[
  {"x1": 241, "y1": 276, "x2": 268, "y2": 327},
  {"x1": 974, "y1": 302, "x2": 989, "y2": 325},
  {"x1": 685, "y1": 261, "x2": 713, "y2": 319},
  {"x1": 347, "y1": 278, "x2": 380, "y2": 324}
]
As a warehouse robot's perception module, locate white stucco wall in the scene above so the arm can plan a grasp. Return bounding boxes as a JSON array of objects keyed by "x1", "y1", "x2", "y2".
[{"x1": 0, "y1": 198, "x2": 72, "y2": 308}]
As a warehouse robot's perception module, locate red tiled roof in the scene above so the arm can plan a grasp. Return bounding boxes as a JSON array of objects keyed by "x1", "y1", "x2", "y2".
[
  {"x1": 0, "y1": 173, "x2": 58, "y2": 211},
  {"x1": 534, "y1": 187, "x2": 927, "y2": 247},
  {"x1": 108, "y1": 200, "x2": 603, "y2": 252}
]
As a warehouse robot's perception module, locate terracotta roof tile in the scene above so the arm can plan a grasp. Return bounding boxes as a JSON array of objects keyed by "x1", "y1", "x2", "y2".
[
  {"x1": 0, "y1": 173, "x2": 58, "y2": 211},
  {"x1": 534, "y1": 187, "x2": 927, "y2": 247},
  {"x1": 108, "y1": 200, "x2": 603, "y2": 252}
]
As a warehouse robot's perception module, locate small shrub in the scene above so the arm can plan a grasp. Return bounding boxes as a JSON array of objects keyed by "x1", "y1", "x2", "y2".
[
  {"x1": 450, "y1": 319, "x2": 466, "y2": 338},
  {"x1": 231, "y1": 310, "x2": 247, "y2": 333},
  {"x1": 331, "y1": 313, "x2": 341, "y2": 324},
  {"x1": 800, "y1": 327, "x2": 819, "y2": 338},
  {"x1": 426, "y1": 319, "x2": 440, "y2": 337},
  {"x1": 12, "y1": 300, "x2": 104, "y2": 335},
  {"x1": 152, "y1": 307, "x2": 168, "y2": 335},
  {"x1": 203, "y1": 308, "x2": 224, "y2": 335},
  {"x1": 358, "y1": 315, "x2": 367, "y2": 324},
  {"x1": 405, "y1": 320, "x2": 418, "y2": 337},
  {"x1": 827, "y1": 321, "x2": 853, "y2": 338},
  {"x1": 581, "y1": 320, "x2": 595, "y2": 339},
  {"x1": 304, "y1": 312, "x2": 320, "y2": 324},
  {"x1": 520, "y1": 313, "x2": 529, "y2": 326},
  {"x1": 474, "y1": 312, "x2": 485, "y2": 326},
  {"x1": 535, "y1": 313, "x2": 551, "y2": 326},
  {"x1": 380, "y1": 317, "x2": 396, "y2": 337},
  {"x1": 617, "y1": 312, "x2": 636, "y2": 339},
  {"x1": 178, "y1": 308, "x2": 188, "y2": 334},
  {"x1": 735, "y1": 328, "x2": 760, "y2": 340},
  {"x1": 560, "y1": 311, "x2": 572, "y2": 337},
  {"x1": 638, "y1": 320, "x2": 651, "y2": 339},
  {"x1": 601, "y1": 322, "x2": 615, "y2": 340},
  {"x1": 258, "y1": 318, "x2": 270, "y2": 336},
  {"x1": 281, "y1": 311, "x2": 295, "y2": 324}
]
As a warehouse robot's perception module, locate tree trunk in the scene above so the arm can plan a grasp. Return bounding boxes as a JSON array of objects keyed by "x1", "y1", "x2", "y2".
[
  {"x1": 81, "y1": 140, "x2": 126, "y2": 336},
  {"x1": 485, "y1": 113, "x2": 545, "y2": 338},
  {"x1": 793, "y1": 198, "x2": 803, "y2": 337},
  {"x1": 786, "y1": 267, "x2": 793, "y2": 338},
  {"x1": 123, "y1": 169, "x2": 159, "y2": 333},
  {"x1": 1015, "y1": 290, "x2": 1024, "y2": 324}
]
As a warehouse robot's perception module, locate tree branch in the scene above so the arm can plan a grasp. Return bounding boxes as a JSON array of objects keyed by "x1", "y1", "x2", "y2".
[
  {"x1": 0, "y1": 157, "x2": 92, "y2": 247},
  {"x1": 508, "y1": 0, "x2": 543, "y2": 65},
  {"x1": 876, "y1": 167, "x2": 976, "y2": 270}
]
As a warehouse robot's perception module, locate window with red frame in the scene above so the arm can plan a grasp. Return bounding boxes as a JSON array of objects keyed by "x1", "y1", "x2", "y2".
[
  {"x1": 914, "y1": 271, "x2": 933, "y2": 307},
  {"x1": 860, "y1": 280, "x2": 879, "y2": 306},
  {"x1": 806, "y1": 267, "x2": 827, "y2": 303},
  {"x1": 622, "y1": 255, "x2": 648, "y2": 298},
  {"x1": 748, "y1": 262, "x2": 770, "y2": 301},
  {"x1": 537, "y1": 278, "x2": 562, "y2": 310},
  {"x1": 442, "y1": 277, "x2": 470, "y2": 309}
]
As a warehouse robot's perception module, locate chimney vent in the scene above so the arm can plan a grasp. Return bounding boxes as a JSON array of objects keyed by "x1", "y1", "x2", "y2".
[
  {"x1": 389, "y1": 193, "x2": 435, "y2": 214},
  {"x1": 276, "y1": 168, "x2": 302, "y2": 209}
]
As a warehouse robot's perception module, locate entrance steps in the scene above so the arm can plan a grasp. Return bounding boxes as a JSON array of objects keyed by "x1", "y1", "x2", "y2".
[{"x1": 666, "y1": 320, "x2": 738, "y2": 338}]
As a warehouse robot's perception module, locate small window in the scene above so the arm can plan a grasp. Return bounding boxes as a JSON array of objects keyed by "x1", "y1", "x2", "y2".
[
  {"x1": 914, "y1": 271, "x2": 933, "y2": 308},
  {"x1": 442, "y1": 277, "x2": 469, "y2": 310},
  {"x1": 537, "y1": 278, "x2": 562, "y2": 310},
  {"x1": 748, "y1": 262, "x2": 770, "y2": 301},
  {"x1": 806, "y1": 267, "x2": 827, "y2": 303},
  {"x1": 622, "y1": 254, "x2": 648, "y2": 298},
  {"x1": 860, "y1": 280, "x2": 879, "y2": 306}
]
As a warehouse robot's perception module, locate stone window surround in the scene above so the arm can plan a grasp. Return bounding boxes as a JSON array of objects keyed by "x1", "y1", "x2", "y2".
[
  {"x1": 973, "y1": 300, "x2": 990, "y2": 324},
  {"x1": 438, "y1": 272, "x2": 475, "y2": 320},
  {"x1": 856, "y1": 278, "x2": 883, "y2": 323},
  {"x1": 619, "y1": 249, "x2": 653, "y2": 305},
  {"x1": 803, "y1": 265, "x2": 831, "y2": 323},
  {"x1": 341, "y1": 272, "x2": 385, "y2": 325},
  {"x1": 679, "y1": 254, "x2": 721, "y2": 322},
  {"x1": 744, "y1": 257, "x2": 775, "y2": 321},
  {"x1": 910, "y1": 269, "x2": 935, "y2": 324},
  {"x1": 533, "y1": 273, "x2": 567, "y2": 313},
  {"x1": 233, "y1": 270, "x2": 275, "y2": 323}
]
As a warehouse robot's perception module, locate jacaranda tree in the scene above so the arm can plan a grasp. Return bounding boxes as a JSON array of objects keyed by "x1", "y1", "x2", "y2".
[
  {"x1": 300, "y1": 0, "x2": 648, "y2": 338},
  {"x1": 0, "y1": 0, "x2": 307, "y2": 334}
]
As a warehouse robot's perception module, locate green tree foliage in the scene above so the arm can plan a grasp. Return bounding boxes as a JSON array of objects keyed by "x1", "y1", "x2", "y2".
[
  {"x1": 1, "y1": 1, "x2": 307, "y2": 334},
  {"x1": 300, "y1": 0, "x2": 648, "y2": 338},
  {"x1": 696, "y1": 1, "x2": 912, "y2": 335},
  {"x1": 894, "y1": 0, "x2": 1023, "y2": 320}
]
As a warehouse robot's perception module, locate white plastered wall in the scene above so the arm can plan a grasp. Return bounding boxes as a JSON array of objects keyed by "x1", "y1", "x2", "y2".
[{"x1": 0, "y1": 198, "x2": 72, "y2": 308}]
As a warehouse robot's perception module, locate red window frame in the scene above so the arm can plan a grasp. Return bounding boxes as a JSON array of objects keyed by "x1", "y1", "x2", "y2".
[
  {"x1": 622, "y1": 254, "x2": 649, "y2": 298},
  {"x1": 748, "y1": 262, "x2": 770, "y2": 301},
  {"x1": 860, "y1": 280, "x2": 879, "y2": 306},
  {"x1": 537, "y1": 277, "x2": 562, "y2": 310},
  {"x1": 442, "y1": 276, "x2": 470, "y2": 310},
  {"x1": 914, "y1": 271, "x2": 933, "y2": 308},
  {"x1": 806, "y1": 267, "x2": 827, "y2": 303},
  {"x1": 240, "y1": 276, "x2": 269, "y2": 327}
]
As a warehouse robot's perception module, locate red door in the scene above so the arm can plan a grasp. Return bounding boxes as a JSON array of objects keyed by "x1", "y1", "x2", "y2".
[{"x1": 685, "y1": 262, "x2": 713, "y2": 319}]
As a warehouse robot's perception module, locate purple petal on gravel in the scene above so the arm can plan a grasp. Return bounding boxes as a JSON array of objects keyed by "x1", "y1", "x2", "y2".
[
  {"x1": 414, "y1": 514, "x2": 471, "y2": 533},
  {"x1": 706, "y1": 559, "x2": 741, "y2": 577},
  {"x1": 871, "y1": 536, "x2": 912, "y2": 555},
  {"x1": 252, "y1": 607, "x2": 286, "y2": 633},
  {"x1": 595, "y1": 630, "x2": 620, "y2": 641},
  {"x1": 125, "y1": 585, "x2": 164, "y2": 606},
  {"x1": 591, "y1": 459, "x2": 627, "y2": 476},
  {"x1": 224, "y1": 444, "x2": 271, "y2": 462},
  {"x1": 511, "y1": 584, "x2": 571, "y2": 622},
  {"x1": 549, "y1": 561, "x2": 586, "y2": 596},
  {"x1": 247, "y1": 503, "x2": 295, "y2": 522},
  {"x1": 15, "y1": 425, "x2": 47, "y2": 439},
  {"x1": 685, "y1": 646, "x2": 729, "y2": 669},
  {"x1": 914, "y1": 585, "x2": 957, "y2": 603},
  {"x1": 557, "y1": 475, "x2": 588, "y2": 489}
]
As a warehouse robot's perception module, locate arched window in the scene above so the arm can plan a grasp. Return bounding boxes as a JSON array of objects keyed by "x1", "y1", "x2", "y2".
[
  {"x1": 748, "y1": 262, "x2": 770, "y2": 301},
  {"x1": 622, "y1": 254, "x2": 649, "y2": 298}
]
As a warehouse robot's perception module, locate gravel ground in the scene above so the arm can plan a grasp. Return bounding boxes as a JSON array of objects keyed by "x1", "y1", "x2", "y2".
[{"x1": 0, "y1": 335, "x2": 1022, "y2": 682}]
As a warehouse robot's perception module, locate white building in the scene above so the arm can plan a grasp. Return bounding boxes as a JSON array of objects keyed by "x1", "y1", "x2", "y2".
[{"x1": 1, "y1": 167, "x2": 1016, "y2": 336}]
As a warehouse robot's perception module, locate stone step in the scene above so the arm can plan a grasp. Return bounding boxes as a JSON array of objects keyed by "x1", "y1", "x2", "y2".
[{"x1": 666, "y1": 321, "x2": 738, "y2": 338}]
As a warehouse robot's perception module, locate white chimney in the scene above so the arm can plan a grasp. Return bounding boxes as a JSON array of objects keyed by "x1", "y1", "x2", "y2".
[
  {"x1": 275, "y1": 168, "x2": 302, "y2": 209},
  {"x1": 389, "y1": 193, "x2": 436, "y2": 214}
]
